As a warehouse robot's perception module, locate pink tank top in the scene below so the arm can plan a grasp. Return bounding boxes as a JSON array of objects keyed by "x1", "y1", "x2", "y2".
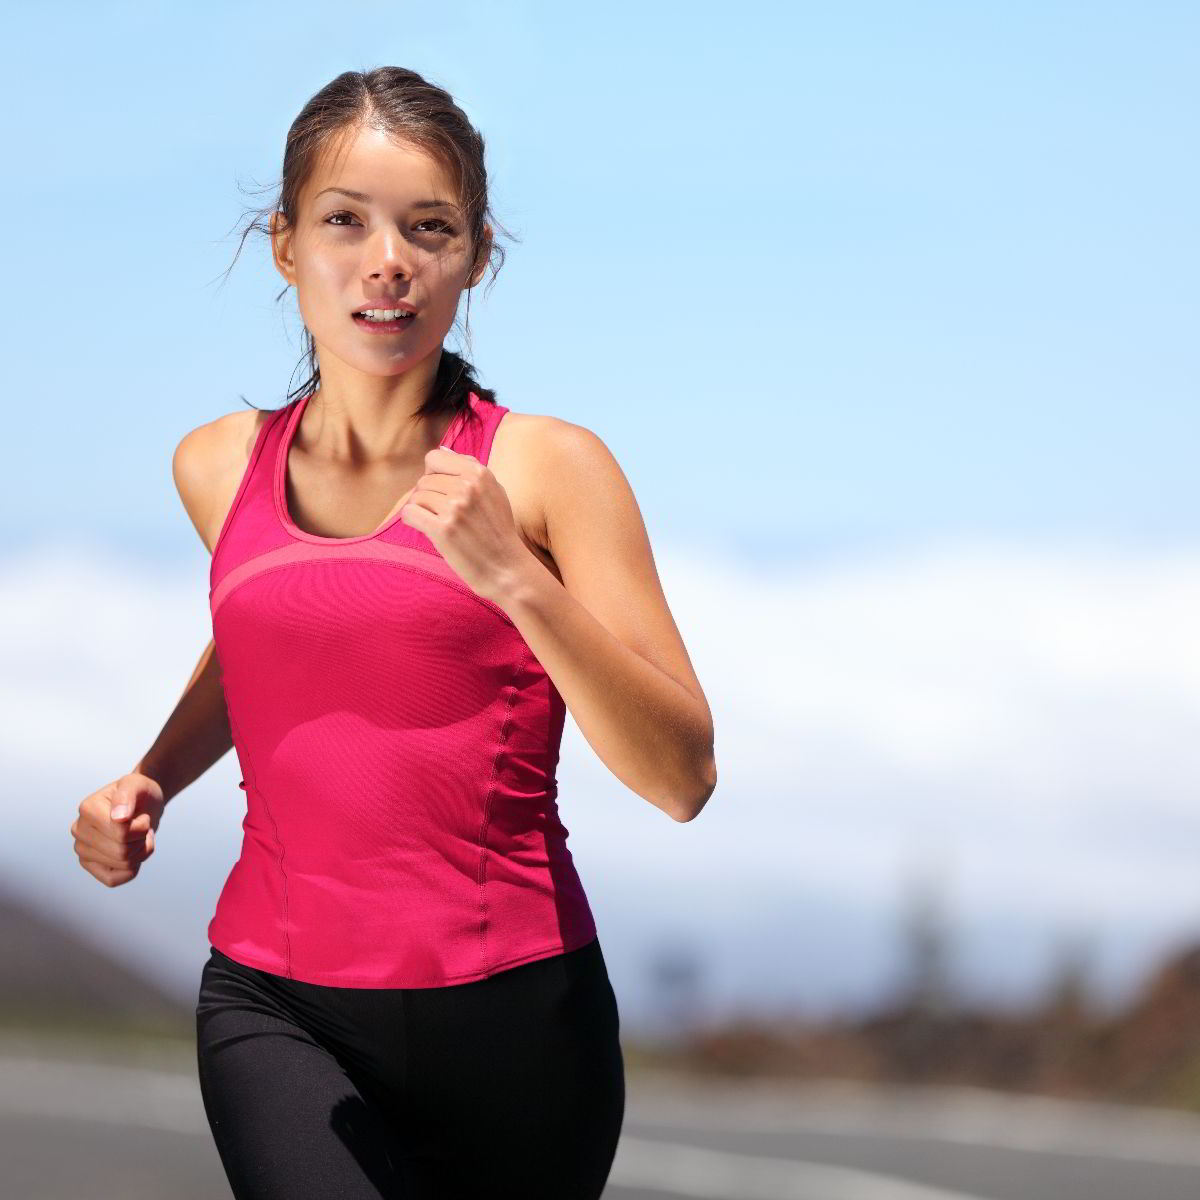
[{"x1": 206, "y1": 389, "x2": 598, "y2": 987}]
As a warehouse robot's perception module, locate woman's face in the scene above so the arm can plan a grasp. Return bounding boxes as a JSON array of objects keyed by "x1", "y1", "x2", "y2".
[{"x1": 270, "y1": 124, "x2": 489, "y2": 377}]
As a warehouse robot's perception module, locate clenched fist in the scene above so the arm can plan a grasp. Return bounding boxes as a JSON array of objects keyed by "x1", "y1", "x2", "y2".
[{"x1": 70, "y1": 773, "x2": 165, "y2": 888}]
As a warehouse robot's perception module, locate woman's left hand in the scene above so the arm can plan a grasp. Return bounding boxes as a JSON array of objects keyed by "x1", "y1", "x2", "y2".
[{"x1": 398, "y1": 446, "x2": 534, "y2": 604}]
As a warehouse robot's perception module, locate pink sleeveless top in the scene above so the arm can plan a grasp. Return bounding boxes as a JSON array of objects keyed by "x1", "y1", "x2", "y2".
[{"x1": 206, "y1": 389, "x2": 598, "y2": 987}]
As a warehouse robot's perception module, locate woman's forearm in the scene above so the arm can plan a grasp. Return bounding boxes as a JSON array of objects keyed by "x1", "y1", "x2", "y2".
[
  {"x1": 496, "y1": 561, "x2": 716, "y2": 822},
  {"x1": 131, "y1": 638, "x2": 234, "y2": 805}
]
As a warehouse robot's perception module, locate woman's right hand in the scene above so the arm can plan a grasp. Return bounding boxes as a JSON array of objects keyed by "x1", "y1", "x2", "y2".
[{"x1": 70, "y1": 773, "x2": 165, "y2": 888}]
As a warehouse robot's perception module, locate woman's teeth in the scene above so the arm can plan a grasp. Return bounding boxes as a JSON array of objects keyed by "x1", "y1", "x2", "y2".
[{"x1": 356, "y1": 309, "x2": 413, "y2": 322}]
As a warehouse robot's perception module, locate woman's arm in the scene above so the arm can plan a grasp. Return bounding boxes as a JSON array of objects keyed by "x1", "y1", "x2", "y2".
[
  {"x1": 131, "y1": 637, "x2": 233, "y2": 804},
  {"x1": 494, "y1": 419, "x2": 717, "y2": 823},
  {"x1": 133, "y1": 411, "x2": 265, "y2": 803}
]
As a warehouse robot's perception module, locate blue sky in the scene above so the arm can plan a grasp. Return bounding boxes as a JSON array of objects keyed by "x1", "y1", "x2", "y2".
[
  {"x1": 3, "y1": 1, "x2": 1195, "y2": 560},
  {"x1": 3, "y1": 2, "x2": 1198, "y2": 1023}
]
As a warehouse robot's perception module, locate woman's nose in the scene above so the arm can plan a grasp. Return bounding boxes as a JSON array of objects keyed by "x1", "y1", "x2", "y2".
[{"x1": 367, "y1": 227, "x2": 415, "y2": 278}]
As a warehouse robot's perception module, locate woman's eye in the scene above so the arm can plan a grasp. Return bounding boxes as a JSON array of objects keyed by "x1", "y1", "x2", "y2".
[{"x1": 323, "y1": 213, "x2": 455, "y2": 234}]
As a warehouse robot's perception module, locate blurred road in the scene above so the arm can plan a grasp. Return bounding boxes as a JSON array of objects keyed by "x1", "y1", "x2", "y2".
[{"x1": 4, "y1": 1052, "x2": 1200, "y2": 1198}]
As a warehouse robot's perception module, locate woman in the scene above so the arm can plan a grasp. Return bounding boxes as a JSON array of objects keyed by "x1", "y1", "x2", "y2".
[{"x1": 69, "y1": 66, "x2": 717, "y2": 1199}]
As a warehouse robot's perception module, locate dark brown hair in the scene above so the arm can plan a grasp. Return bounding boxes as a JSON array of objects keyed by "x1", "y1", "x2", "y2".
[{"x1": 219, "y1": 66, "x2": 517, "y2": 423}]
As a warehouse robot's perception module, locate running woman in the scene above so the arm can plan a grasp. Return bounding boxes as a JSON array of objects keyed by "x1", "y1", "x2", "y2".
[{"x1": 69, "y1": 65, "x2": 717, "y2": 1199}]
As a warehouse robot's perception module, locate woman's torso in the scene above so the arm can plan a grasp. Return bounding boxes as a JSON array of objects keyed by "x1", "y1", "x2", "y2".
[{"x1": 204, "y1": 389, "x2": 598, "y2": 988}]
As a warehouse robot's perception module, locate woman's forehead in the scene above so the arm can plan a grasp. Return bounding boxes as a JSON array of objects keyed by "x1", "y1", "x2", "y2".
[{"x1": 307, "y1": 127, "x2": 458, "y2": 204}]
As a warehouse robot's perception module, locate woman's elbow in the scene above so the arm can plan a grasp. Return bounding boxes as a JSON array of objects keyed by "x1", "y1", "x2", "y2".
[{"x1": 674, "y1": 753, "x2": 717, "y2": 822}]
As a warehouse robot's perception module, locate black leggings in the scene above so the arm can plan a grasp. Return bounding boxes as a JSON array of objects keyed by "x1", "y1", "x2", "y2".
[{"x1": 195, "y1": 936, "x2": 625, "y2": 1199}]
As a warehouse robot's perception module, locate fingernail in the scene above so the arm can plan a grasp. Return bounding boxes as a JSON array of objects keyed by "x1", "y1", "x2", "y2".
[{"x1": 111, "y1": 806, "x2": 128, "y2": 819}]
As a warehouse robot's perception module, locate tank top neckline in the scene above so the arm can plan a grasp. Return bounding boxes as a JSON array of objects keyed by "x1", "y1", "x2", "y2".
[{"x1": 273, "y1": 389, "x2": 479, "y2": 546}]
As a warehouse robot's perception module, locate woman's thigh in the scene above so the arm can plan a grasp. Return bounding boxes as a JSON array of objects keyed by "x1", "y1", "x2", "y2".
[
  {"x1": 398, "y1": 937, "x2": 626, "y2": 1200},
  {"x1": 194, "y1": 938, "x2": 625, "y2": 1200},
  {"x1": 195, "y1": 951, "x2": 406, "y2": 1199}
]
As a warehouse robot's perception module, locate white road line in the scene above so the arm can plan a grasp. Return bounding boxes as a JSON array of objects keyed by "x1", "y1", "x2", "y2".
[
  {"x1": 611, "y1": 1136, "x2": 989, "y2": 1200},
  {"x1": 625, "y1": 1076, "x2": 1200, "y2": 1166}
]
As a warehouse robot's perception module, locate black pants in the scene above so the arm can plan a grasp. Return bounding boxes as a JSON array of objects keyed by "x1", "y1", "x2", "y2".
[{"x1": 195, "y1": 936, "x2": 625, "y2": 1199}]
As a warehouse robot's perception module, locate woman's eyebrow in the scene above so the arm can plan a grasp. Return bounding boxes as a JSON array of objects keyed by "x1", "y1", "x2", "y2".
[{"x1": 314, "y1": 186, "x2": 459, "y2": 211}]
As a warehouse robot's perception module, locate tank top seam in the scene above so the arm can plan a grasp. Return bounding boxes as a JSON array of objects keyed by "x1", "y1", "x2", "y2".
[
  {"x1": 477, "y1": 645, "x2": 532, "y2": 976},
  {"x1": 211, "y1": 553, "x2": 517, "y2": 628},
  {"x1": 224, "y1": 704, "x2": 293, "y2": 979},
  {"x1": 209, "y1": 406, "x2": 287, "y2": 591}
]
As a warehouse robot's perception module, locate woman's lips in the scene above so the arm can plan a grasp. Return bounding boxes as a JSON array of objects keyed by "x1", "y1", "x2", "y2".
[{"x1": 352, "y1": 312, "x2": 416, "y2": 334}]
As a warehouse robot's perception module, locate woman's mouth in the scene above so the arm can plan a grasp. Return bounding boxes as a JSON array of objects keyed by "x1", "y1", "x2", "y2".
[{"x1": 352, "y1": 310, "x2": 416, "y2": 334}]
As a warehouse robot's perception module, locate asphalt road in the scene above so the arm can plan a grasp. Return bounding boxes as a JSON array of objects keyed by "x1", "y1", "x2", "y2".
[{"x1": 3, "y1": 1051, "x2": 1200, "y2": 1198}]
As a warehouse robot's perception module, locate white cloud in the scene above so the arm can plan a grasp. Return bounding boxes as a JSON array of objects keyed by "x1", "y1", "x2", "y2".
[
  {"x1": 651, "y1": 539, "x2": 1200, "y2": 899},
  {"x1": 4, "y1": 536, "x2": 1198, "y2": 1021}
]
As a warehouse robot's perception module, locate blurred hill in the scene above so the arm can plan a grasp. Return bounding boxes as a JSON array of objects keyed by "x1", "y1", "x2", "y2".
[{"x1": 0, "y1": 877, "x2": 192, "y2": 1042}]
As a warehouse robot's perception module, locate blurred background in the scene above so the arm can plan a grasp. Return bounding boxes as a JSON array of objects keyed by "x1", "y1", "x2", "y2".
[{"x1": 2, "y1": 1, "x2": 1199, "y2": 1197}]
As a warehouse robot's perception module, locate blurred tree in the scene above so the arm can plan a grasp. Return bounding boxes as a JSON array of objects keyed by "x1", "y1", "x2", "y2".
[{"x1": 647, "y1": 936, "x2": 705, "y2": 1048}]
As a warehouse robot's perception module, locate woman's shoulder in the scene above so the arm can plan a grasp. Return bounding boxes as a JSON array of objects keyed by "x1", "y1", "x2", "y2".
[
  {"x1": 491, "y1": 405, "x2": 610, "y2": 465},
  {"x1": 489, "y1": 405, "x2": 618, "y2": 498},
  {"x1": 489, "y1": 405, "x2": 623, "y2": 566},
  {"x1": 172, "y1": 405, "x2": 278, "y2": 553}
]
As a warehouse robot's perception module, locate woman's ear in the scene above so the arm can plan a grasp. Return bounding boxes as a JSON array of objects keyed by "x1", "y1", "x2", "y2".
[
  {"x1": 269, "y1": 211, "x2": 297, "y2": 287},
  {"x1": 466, "y1": 223, "x2": 493, "y2": 289}
]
